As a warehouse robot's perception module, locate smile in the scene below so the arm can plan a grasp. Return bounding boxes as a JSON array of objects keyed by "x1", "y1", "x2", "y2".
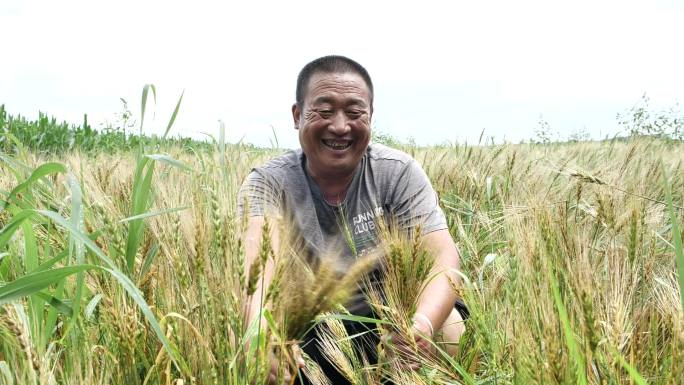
[{"x1": 322, "y1": 139, "x2": 353, "y2": 150}]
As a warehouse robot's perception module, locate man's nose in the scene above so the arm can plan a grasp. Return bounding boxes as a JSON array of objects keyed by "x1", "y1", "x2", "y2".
[{"x1": 328, "y1": 111, "x2": 351, "y2": 135}]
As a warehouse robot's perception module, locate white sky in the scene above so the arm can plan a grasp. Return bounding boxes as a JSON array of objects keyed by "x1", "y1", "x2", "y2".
[{"x1": 1, "y1": 0, "x2": 683, "y2": 148}]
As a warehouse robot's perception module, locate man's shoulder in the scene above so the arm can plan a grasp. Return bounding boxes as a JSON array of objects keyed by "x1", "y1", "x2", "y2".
[
  {"x1": 245, "y1": 149, "x2": 305, "y2": 192},
  {"x1": 367, "y1": 143, "x2": 415, "y2": 167},
  {"x1": 363, "y1": 144, "x2": 424, "y2": 194},
  {"x1": 253, "y1": 149, "x2": 303, "y2": 176},
  {"x1": 366, "y1": 144, "x2": 435, "y2": 193}
]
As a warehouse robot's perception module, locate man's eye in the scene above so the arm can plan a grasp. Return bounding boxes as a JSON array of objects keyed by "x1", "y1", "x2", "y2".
[
  {"x1": 318, "y1": 110, "x2": 333, "y2": 118},
  {"x1": 346, "y1": 110, "x2": 363, "y2": 119}
]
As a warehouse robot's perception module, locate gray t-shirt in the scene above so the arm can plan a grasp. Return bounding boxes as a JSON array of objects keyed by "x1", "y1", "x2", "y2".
[{"x1": 238, "y1": 143, "x2": 447, "y2": 314}]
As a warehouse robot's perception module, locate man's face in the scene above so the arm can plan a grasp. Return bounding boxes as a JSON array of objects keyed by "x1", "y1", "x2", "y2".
[{"x1": 292, "y1": 71, "x2": 372, "y2": 179}]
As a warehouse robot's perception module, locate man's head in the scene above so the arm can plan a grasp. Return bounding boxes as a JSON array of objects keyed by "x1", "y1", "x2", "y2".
[
  {"x1": 292, "y1": 55, "x2": 374, "y2": 180},
  {"x1": 295, "y1": 55, "x2": 374, "y2": 110}
]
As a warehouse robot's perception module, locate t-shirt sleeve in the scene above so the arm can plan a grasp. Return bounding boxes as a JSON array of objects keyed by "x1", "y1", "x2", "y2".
[
  {"x1": 237, "y1": 170, "x2": 282, "y2": 218},
  {"x1": 388, "y1": 159, "x2": 447, "y2": 234}
]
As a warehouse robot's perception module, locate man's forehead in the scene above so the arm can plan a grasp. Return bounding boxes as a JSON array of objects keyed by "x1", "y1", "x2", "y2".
[
  {"x1": 311, "y1": 94, "x2": 369, "y2": 107},
  {"x1": 306, "y1": 72, "x2": 371, "y2": 102},
  {"x1": 308, "y1": 72, "x2": 367, "y2": 87}
]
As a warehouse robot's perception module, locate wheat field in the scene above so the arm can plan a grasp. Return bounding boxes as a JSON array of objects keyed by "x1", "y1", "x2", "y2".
[{"x1": 1, "y1": 134, "x2": 683, "y2": 384}]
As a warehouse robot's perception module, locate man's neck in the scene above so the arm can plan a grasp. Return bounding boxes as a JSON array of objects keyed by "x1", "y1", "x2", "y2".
[{"x1": 306, "y1": 164, "x2": 356, "y2": 205}]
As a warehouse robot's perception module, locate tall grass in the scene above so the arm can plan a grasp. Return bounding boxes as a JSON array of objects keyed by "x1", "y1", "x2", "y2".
[{"x1": 0, "y1": 101, "x2": 683, "y2": 384}]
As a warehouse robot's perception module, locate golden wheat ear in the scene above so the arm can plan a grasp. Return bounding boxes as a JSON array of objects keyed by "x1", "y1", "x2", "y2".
[
  {"x1": 315, "y1": 316, "x2": 379, "y2": 385},
  {"x1": 372, "y1": 223, "x2": 435, "y2": 332},
  {"x1": 273, "y1": 248, "x2": 379, "y2": 343},
  {"x1": 300, "y1": 351, "x2": 333, "y2": 385}
]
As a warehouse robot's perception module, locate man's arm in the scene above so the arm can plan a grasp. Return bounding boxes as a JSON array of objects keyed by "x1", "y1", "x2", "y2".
[
  {"x1": 385, "y1": 228, "x2": 459, "y2": 366},
  {"x1": 388, "y1": 159, "x2": 461, "y2": 336},
  {"x1": 238, "y1": 171, "x2": 282, "y2": 324},
  {"x1": 243, "y1": 215, "x2": 304, "y2": 384},
  {"x1": 414, "y1": 228, "x2": 460, "y2": 334}
]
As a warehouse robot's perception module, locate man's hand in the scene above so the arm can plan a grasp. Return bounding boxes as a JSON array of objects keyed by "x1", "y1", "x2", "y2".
[
  {"x1": 267, "y1": 344, "x2": 305, "y2": 385},
  {"x1": 382, "y1": 315, "x2": 435, "y2": 370}
]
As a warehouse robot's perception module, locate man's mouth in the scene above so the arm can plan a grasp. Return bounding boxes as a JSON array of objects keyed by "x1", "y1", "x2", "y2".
[{"x1": 322, "y1": 139, "x2": 353, "y2": 150}]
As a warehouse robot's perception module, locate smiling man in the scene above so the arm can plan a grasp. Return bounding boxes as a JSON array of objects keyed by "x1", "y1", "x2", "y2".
[{"x1": 239, "y1": 55, "x2": 467, "y2": 385}]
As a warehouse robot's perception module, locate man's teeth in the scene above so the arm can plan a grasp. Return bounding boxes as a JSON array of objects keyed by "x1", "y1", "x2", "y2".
[{"x1": 322, "y1": 140, "x2": 352, "y2": 150}]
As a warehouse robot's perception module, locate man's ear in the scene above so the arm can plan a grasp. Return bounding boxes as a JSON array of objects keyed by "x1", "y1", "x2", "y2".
[{"x1": 292, "y1": 103, "x2": 300, "y2": 130}]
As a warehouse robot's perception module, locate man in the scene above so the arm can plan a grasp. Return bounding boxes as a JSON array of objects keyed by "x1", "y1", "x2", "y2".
[{"x1": 239, "y1": 55, "x2": 466, "y2": 384}]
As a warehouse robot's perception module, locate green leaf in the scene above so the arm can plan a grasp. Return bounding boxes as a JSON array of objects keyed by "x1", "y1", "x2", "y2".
[
  {"x1": 21, "y1": 220, "x2": 38, "y2": 272},
  {"x1": 162, "y1": 90, "x2": 184, "y2": 139},
  {"x1": 262, "y1": 308, "x2": 281, "y2": 336},
  {"x1": 0, "y1": 210, "x2": 34, "y2": 250},
  {"x1": 131, "y1": 158, "x2": 153, "y2": 217},
  {"x1": 125, "y1": 161, "x2": 155, "y2": 271},
  {"x1": 124, "y1": 154, "x2": 191, "y2": 273},
  {"x1": 1, "y1": 162, "x2": 66, "y2": 210},
  {"x1": 0, "y1": 265, "x2": 95, "y2": 306},
  {"x1": 43, "y1": 279, "x2": 65, "y2": 350},
  {"x1": 0, "y1": 152, "x2": 31, "y2": 180},
  {"x1": 36, "y1": 208, "x2": 123, "y2": 275},
  {"x1": 34, "y1": 209, "x2": 187, "y2": 376},
  {"x1": 101, "y1": 265, "x2": 191, "y2": 376},
  {"x1": 64, "y1": 174, "x2": 86, "y2": 339},
  {"x1": 547, "y1": 265, "x2": 588, "y2": 385},
  {"x1": 22, "y1": 217, "x2": 42, "y2": 342},
  {"x1": 139, "y1": 242, "x2": 159, "y2": 281},
  {"x1": 140, "y1": 84, "x2": 157, "y2": 133},
  {"x1": 118, "y1": 205, "x2": 190, "y2": 223},
  {"x1": 68, "y1": 174, "x2": 85, "y2": 265},
  {"x1": 85, "y1": 294, "x2": 103, "y2": 320},
  {"x1": 33, "y1": 249, "x2": 69, "y2": 273},
  {"x1": 144, "y1": 154, "x2": 193, "y2": 172},
  {"x1": 610, "y1": 346, "x2": 648, "y2": 385},
  {"x1": 434, "y1": 350, "x2": 477, "y2": 385},
  {"x1": 34, "y1": 291, "x2": 73, "y2": 317}
]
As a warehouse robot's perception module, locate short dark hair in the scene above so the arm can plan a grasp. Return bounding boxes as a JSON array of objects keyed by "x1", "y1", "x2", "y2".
[{"x1": 296, "y1": 55, "x2": 374, "y2": 108}]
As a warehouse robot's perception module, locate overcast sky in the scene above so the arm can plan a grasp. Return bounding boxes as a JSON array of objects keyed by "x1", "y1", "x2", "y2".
[{"x1": 1, "y1": 0, "x2": 683, "y2": 148}]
